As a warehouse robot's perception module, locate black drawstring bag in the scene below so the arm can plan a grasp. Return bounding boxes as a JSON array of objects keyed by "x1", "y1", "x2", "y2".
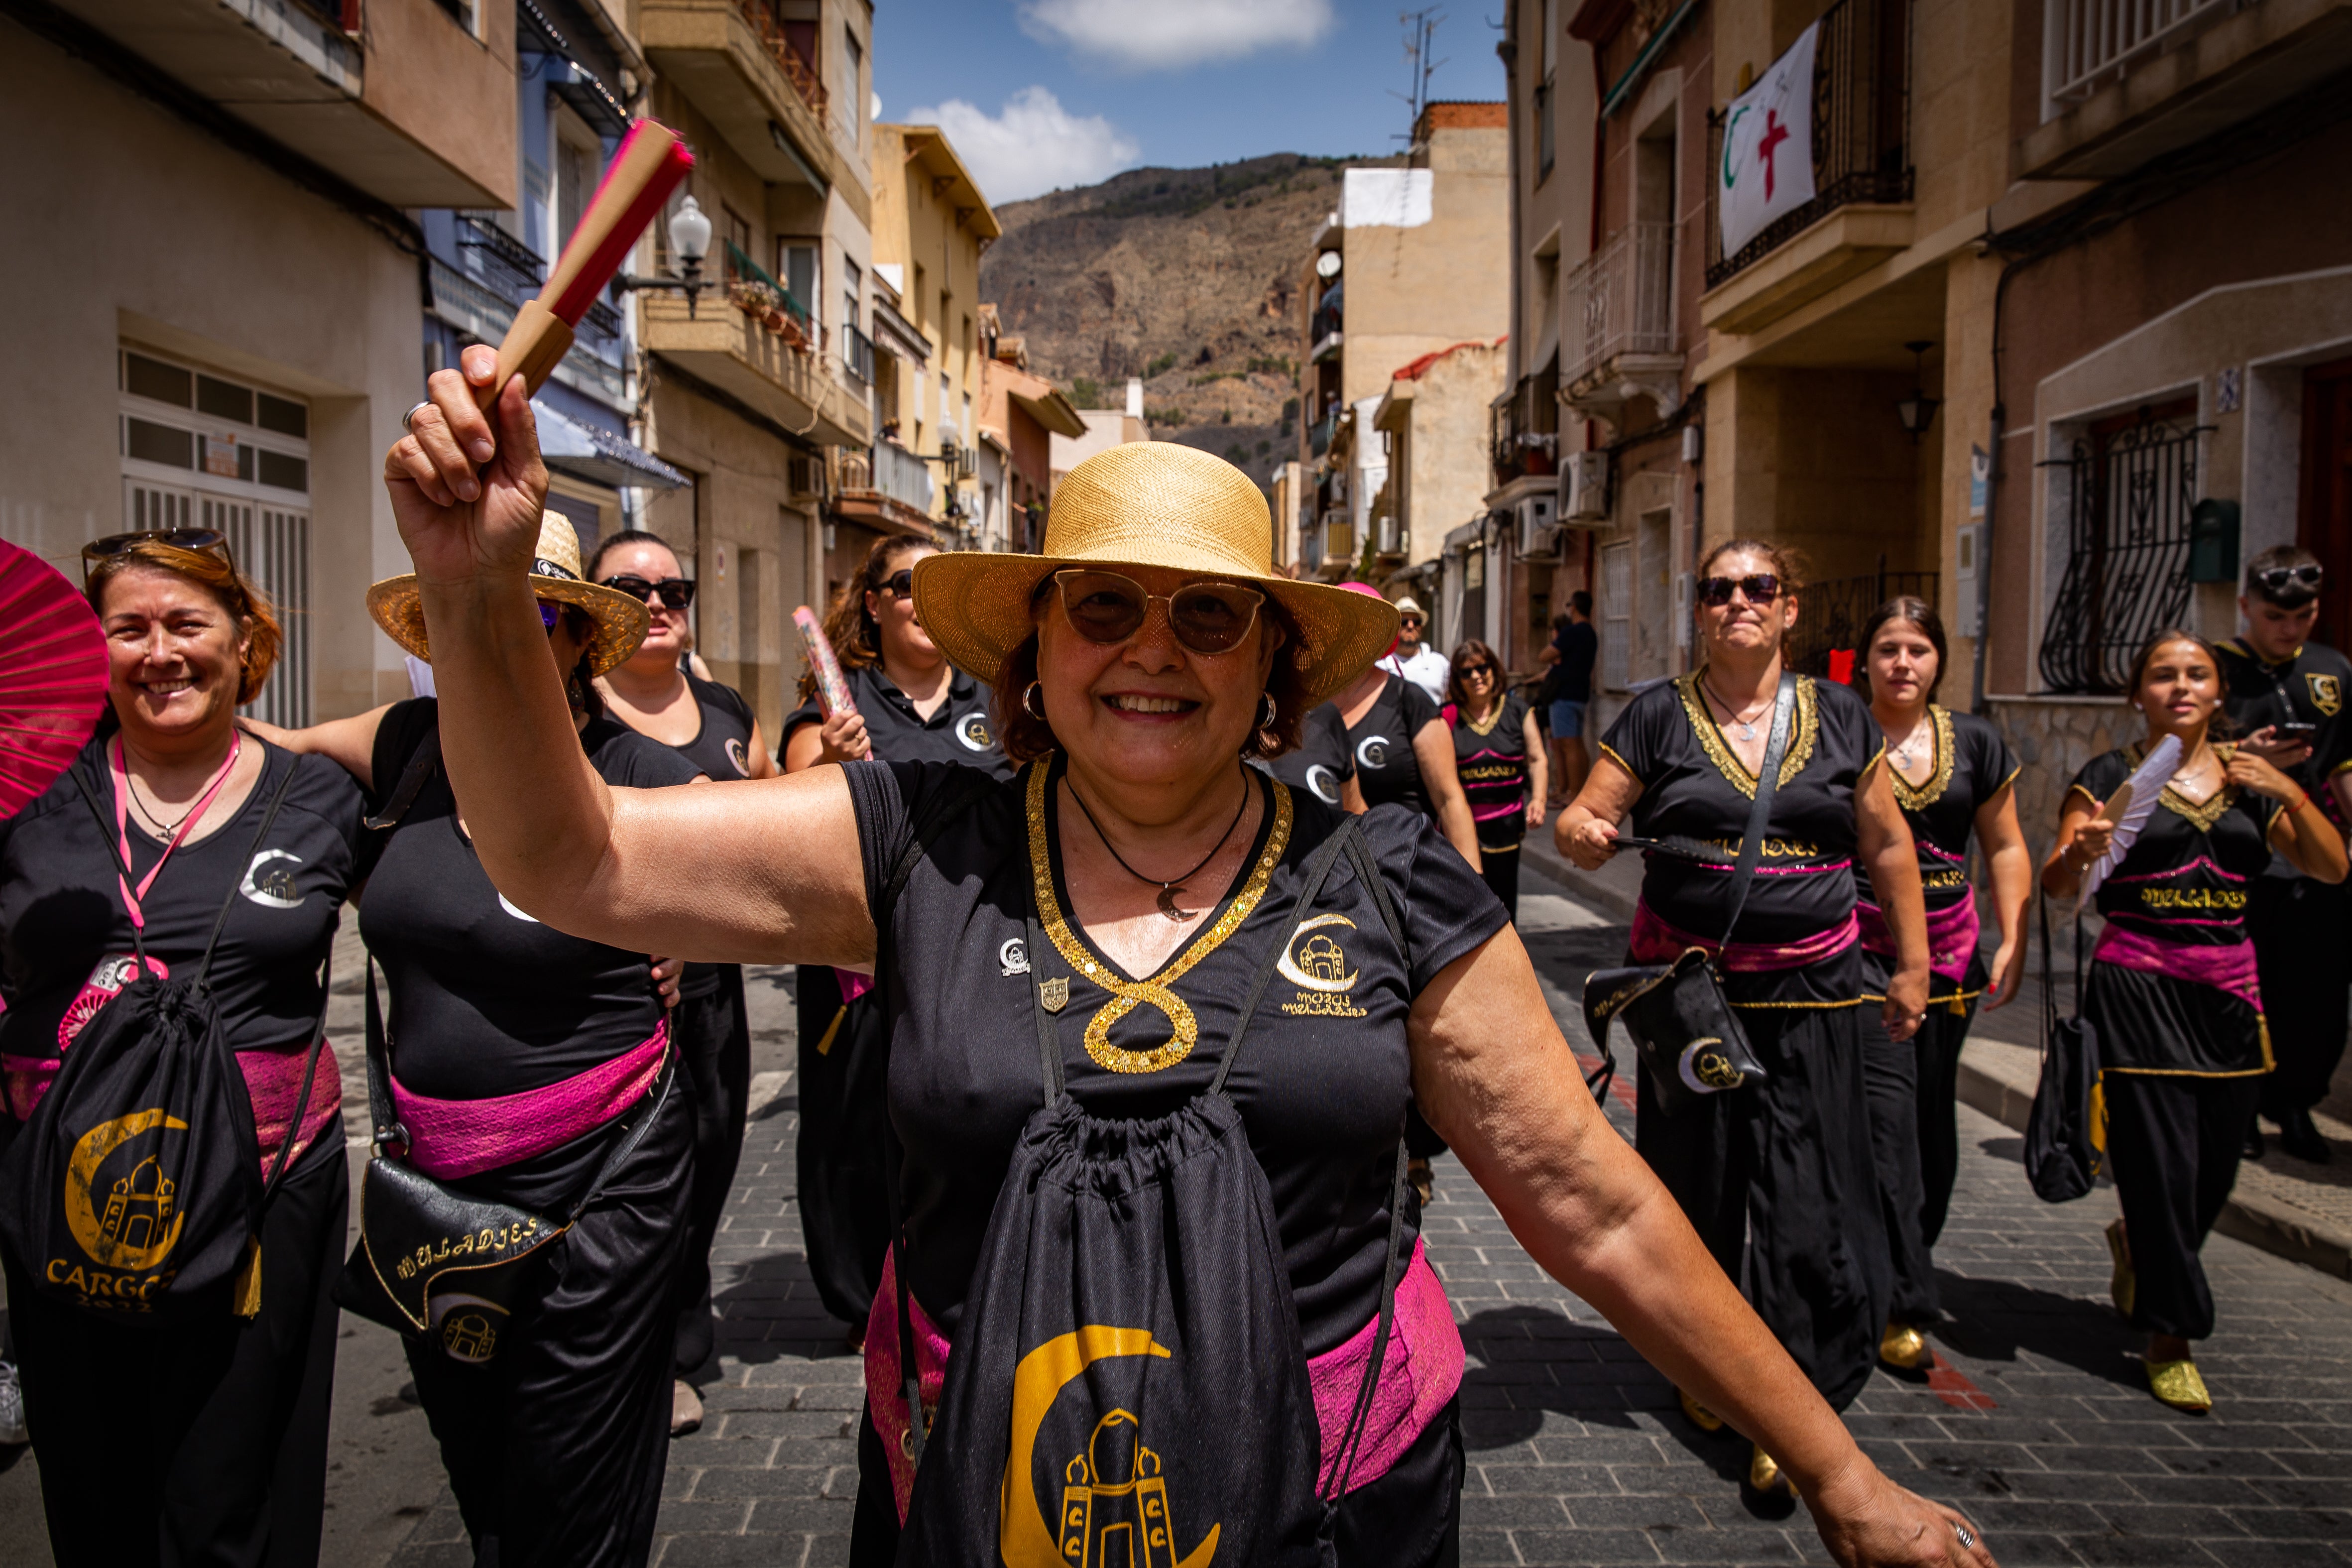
[
  {"x1": 895, "y1": 819, "x2": 1411, "y2": 1568},
  {"x1": 0, "y1": 758, "x2": 326, "y2": 1322},
  {"x1": 2025, "y1": 895, "x2": 2104, "y2": 1202},
  {"x1": 1579, "y1": 673, "x2": 1790, "y2": 1114}
]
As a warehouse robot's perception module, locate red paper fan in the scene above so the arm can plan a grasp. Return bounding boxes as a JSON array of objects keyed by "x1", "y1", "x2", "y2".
[{"x1": 0, "y1": 539, "x2": 108, "y2": 821}]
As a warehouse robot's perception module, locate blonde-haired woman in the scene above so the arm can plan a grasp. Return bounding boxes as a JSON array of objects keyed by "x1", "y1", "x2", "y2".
[{"x1": 379, "y1": 350, "x2": 2003, "y2": 1566}]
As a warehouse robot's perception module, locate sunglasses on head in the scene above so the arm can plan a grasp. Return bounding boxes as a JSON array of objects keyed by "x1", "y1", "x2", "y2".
[
  {"x1": 82, "y1": 529, "x2": 233, "y2": 570},
  {"x1": 1698, "y1": 573, "x2": 1781, "y2": 607},
  {"x1": 2254, "y1": 565, "x2": 2323, "y2": 593},
  {"x1": 1050, "y1": 569, "x2": 1266, "y2": 656},
  {"x1": 599, "y1": 574, "x2": 696, "y2": 609}
]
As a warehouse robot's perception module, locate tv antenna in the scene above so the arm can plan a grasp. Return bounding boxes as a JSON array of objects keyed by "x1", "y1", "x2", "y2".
[{"x1": 1390, "y1": 8, "x2": 1449, "y2": 147}]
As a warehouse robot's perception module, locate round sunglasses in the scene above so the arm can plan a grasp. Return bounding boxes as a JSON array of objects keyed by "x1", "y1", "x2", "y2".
[{"x1": 1050, "y1": 569, "x2": 1266, "y2": 656}]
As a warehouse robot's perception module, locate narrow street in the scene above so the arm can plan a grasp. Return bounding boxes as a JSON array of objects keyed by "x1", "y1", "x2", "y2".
[{"x1": 5, "y1": 866, "x2": 2349, "y2": 1568}]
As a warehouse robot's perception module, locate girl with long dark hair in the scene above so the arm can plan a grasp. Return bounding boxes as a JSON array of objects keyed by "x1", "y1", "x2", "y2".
[
  {"x1": 1849, "y1": 598, "x2": 2031, "y2": 1371},
  {"x1": 2043, "y1": 629, "x2": 2344, "y2": 1411}
]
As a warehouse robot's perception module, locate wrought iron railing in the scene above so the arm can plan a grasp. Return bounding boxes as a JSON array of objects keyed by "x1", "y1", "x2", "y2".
[
  {"x1": 725, "y1": 239, "x2": 813, "y2": 327},
  {"x1": 1785, "y1": 568, "x2": 1940, "y2": 680},
  {"x1": 1566, "y1": 222, "x2": 1677, "y2": 387},
  {"x1": 734, "y1": 0, "x2": 828, "y2": 118},
  {"x1": 2038, "y1": 411, "x2": 2209, "y2": 695},
  {"x1": 458, "y1": 214, "x2": 544, "y2": 303},
  {"x1": 1490, "y1": 371, "x2": 1559, "y2": 483},
  {"x1": 1705, "y1": 0, "x2": 1913, "y2": 289},
  {"x1": 2043, "y1": 0, "x2": 2233, "y2": 106}
]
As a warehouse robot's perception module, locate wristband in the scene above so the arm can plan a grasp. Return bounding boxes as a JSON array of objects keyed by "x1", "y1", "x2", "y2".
[{"x1": 2286, "y1": 790, "x2": 2311, "y2": 815}]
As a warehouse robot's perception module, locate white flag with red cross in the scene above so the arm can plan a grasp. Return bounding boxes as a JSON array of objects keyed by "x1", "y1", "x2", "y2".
[{"x1": 1717, "y1": 23, "x2": 1819, "y2": 260}]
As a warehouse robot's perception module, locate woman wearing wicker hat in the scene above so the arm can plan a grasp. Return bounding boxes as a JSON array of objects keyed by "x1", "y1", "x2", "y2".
[
  {"x1": 381, "y1": 352, "x2": 2003, "y2": 1568},
  {"x1": 245, "y1": 512, "x2": 704, "y2": 1566}
]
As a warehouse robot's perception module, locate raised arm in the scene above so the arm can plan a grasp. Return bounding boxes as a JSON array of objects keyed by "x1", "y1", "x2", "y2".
[
  {"x1": 1413, "y1": 933, "x2": 1993, "y2": 1567},
  {"x1": 2231, "y1": 749, "x2": 2349, "y2": 883},
  {"x1": 385, "y1": 346, "x2": 874, "y2": 966},
  {"x1": 1972, "y1": 783, "x2": 2032, "y2": 1007},
  {"x1": 1856, "y1": 760, "x2": 1930, "y2": 1042},
  {"x1": 1411, "y1": 719, "x2": 1482, "y2": 873}
]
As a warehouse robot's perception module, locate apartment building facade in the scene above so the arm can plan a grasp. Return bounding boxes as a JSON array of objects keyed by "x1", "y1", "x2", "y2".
[
  {"x1": 974, "y1": 318, "x2": 1087, "y2": 554},
  {"x1": 1296, "y1": 105, "x2": 1512, "y2": 613},
  {"x1": 3, "y1": 0, "x2": 518, "y2": 723}
]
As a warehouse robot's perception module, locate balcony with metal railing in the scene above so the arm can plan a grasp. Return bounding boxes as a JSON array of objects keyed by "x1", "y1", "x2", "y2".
[
  {"x1": 1562, "y1": 222, "x2": 1681, "y2": 425},
  {"x1": 870, "y1": 439, "x2": 935, "y2": 513},
  {"x1": 1699, "y1": 0, "x2": 1914, "y2": 335},
  {"x1": 2046, "y1": 0, "x2": 2232, "y2": 104},
  {"x1": 639, "y1": 287, "x2": 869, "y2": 451},
  {"x1": 640, "y1": 0, "x2": 843, "y2": 193}
]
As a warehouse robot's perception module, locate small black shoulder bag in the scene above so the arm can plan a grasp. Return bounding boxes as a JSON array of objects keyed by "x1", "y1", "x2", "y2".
[
  {"x1": 2024, "y1": 893, "x2": 2103, "y2": 1203},
  {"x1": 1578, "y1": 673, "x2": 1792, "y2": 1115}
]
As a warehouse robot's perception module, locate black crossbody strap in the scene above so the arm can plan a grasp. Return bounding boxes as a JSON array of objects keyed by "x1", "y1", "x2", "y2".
[
  {"x1": 1719, "y1": 673, "x2": 1798, "y2": 950},
  {"x1": 363, "y1": 957, "x2": 398, "y2": 1146},
  {"x1": 364, "y1": 724, "x2": 443, "y2": 831},
  {"x1": 197, "y1": 752, "x2": 302, "y2": 986},
  {"x1": 1326, "y1": 1131, "x2": 1411, "y2": 1503},
  {"x1": 259, "y1": 955, "x2": 334, "y2": 1202}
]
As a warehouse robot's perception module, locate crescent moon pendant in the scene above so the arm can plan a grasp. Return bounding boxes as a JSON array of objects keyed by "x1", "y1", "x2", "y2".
[{"x1": 1157, "y1": 884, "x2": 1195, "y2": 922}]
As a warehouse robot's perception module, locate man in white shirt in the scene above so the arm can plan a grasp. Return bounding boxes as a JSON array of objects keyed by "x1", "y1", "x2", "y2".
[{"x1": 1378, "y1": 595, "x2": 1450, "y2": 702}]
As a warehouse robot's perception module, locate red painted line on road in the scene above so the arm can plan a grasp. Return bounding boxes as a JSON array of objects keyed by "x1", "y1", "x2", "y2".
[
  {"x1": 1574, "y1": 1051, "x2": 1641, "y2": 1116},
  {"x1": 1927, "y1": 1353, "x2": 1997, "y2": 1412}
]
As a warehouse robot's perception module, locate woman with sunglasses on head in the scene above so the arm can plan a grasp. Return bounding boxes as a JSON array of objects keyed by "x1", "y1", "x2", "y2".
[
  {"x1": 780, "y1": 533, "x2": 1012, "y2": 1338},
  {"x1": 1555, "y1": 539, "x2": 1931, "y2": 1497},
  {"x1": 0, "y1": 529, "x2": 366, "y2": 1566},
  {"x1": 1446, "y1": 638, "x2": 1547, "y2": 921},
  {"x1": 585, "y1": 528, "x2": 774, "y2": 1435},
  {"x1": 1850, "y1": 599, "x2": 2031, "y2": 1375},
  {"x1": 381, "y1": 350, "x2": 2004, "y2": 1568},
  {"x1": 2044, "y1": 629, "x2": 2344, "y2": 1413},
  {"x1": 243, "y1": 512, "x2": 703, "y2": 1565}
]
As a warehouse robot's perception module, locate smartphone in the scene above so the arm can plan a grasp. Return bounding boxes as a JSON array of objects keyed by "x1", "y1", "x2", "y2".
[{"x1": 2278, "y1": 721, "x2": 2318, "y2": 739}]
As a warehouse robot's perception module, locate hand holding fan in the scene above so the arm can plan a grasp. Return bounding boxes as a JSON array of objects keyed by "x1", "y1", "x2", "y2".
[
  {"x1": 0, "y1": 540, "x2": 109, "y2": 820},
  {"x1": 2078, "y1": 732, "x2": 2182, "y2": 907},
  {"x1": 794, "y1": 606, "x2": 858, "y2": 720},
  {"x1": 468, "y1": 121, "x2": 695, "y2": 410}
]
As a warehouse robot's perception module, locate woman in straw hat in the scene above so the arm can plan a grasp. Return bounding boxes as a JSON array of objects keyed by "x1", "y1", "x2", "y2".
[
  {"x1": 242, "y1": 511, "x2": 706, "y2": 1566},
  {"x1": 383, "y1": 350, "x2": 2001, "y2": 1568}
]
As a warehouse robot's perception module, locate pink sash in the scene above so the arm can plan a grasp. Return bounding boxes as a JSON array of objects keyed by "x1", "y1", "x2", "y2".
[
  {"x1": 2092, "y1": 923, "x2": 2261, "y2": 1010},
  {"x1": 1630, "y1": 901, "x2": 1858, "y2": 972},
  {"x1": 1857, "y1": 894, "x2": 1982, "y2": 984},
  {"x1": 5, "y1": 1036, "x2": 343, "y2": 1179},
  {"x1": 862, "y1": 1237, "x2": 1465, "y2": 1522},
  {"x1": 389, "y1": 1022, "x2": 669, "y2": 1181}
]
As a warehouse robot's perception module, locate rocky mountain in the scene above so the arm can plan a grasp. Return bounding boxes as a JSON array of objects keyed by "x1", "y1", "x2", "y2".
[{"x1": 980, "y1": 152, "x2": 1400, "y2": 490}]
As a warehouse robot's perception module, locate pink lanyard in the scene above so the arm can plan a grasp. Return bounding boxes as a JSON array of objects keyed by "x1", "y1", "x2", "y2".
[{"x1": 110, "y1": 730, "x2": 243, "y2": 930}]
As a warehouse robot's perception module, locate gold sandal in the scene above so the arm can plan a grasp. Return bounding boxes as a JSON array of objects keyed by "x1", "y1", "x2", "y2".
[
  {"x1": 2146, "y1": 1358, "x2": 2211, "y2": 1413},
  {"x1": 1880, "y1": 1321, "x2": 1933, "y2": 1370},
  {"x1": 1748, "y1": 1444, "x2": 1798, "y2": 1497},
  {"x1": 1677, "y1": 1387, "x2": 1724, "y2": 1433}
]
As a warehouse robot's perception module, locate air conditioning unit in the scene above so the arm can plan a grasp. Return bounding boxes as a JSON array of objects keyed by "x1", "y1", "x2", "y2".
[
  {"x1": 1560, "y1": 451, "x2": 1609, "y2": 521},
  {"x1": 1517, "y1": 494, "x2": 1558, "y2": 557}
]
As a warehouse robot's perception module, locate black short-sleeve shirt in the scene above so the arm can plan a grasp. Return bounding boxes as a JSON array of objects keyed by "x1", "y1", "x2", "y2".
[
  {"x1": 847, "y1": 756, "x2": 1507, "y2": 1354},
  {"x1": 357, "y1": 700, "x2": 700, "y2": 1199},
  {"x1": 2070, "y1": 746, "x2": 2280, "y2": 946},
  {"x1": 1600, "y1": 672, "x2": 1881, "y2": 1005},
  {"x1": 1877, "y1": 705, "x2": 2018, "y2": 911},
  {"x1": 0, "y1": 736, "x2": 368, "y2": 1081},
  {"x1": 1344, "y1": 674, "x2": 1440, "y2": 820},
  {"x1": 1452, "y1": 690, "x2": 1533, "y2": 848},
  {"x1": 1260, "y1": 702, "x2": 1355, "y2": 807},
  {"x1": 668, "y1": 673, "x2": 758, "y2": 781},
  {"x1": 2217, "y1": 639, "x2": 2352, "y2": 858},
  {"x1": 783, "y1": 663, "x2": 1012, "y2": 776}
]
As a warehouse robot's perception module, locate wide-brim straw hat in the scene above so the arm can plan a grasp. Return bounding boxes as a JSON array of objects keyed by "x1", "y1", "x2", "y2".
[
  {"x1": 366, "y1": 512, "x2": 650, "y2": 678},
  {"x1": 913, "y1": 442, "x2": 1400, "y2": 704}
]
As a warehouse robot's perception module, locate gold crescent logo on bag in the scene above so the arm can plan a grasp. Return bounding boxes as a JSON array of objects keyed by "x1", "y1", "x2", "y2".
[
  {"x1": 1002, "y1": 1327, "x2": 1220, "y2": 1568},
  {"x1": 1678, "y1": 1038, "x2": 1746, "y2": 1094},
  {"x1": 2308, "y1": 673, "x2": 2343, "y2": 717},
  {"x1": 64, "y1": 1108, "x2": 188, "y2": 1273}
]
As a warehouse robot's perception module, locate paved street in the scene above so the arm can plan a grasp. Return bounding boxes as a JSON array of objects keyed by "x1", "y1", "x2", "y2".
[{"x1": 6, "y1": 869, "x2": 2352, "y2": 1566}]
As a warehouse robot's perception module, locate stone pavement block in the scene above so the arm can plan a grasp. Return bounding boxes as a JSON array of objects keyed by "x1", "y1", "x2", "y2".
[
  {"x1": 647, "y1": 1499, "x2": 754, "y2": 1534},
  {"x1": 1560, "y1": 1492, "x2": 1714, "y2": 1530},
  {"x1": 654, "y1": 1534, "x2": 817, "y2": 1568},
  {"x1": 745, "y1": 1495, "x2": 859, "y2": 1532},
  {"x1": 1476, "y1": 1461, "x2": 1626, "y2": 1495},
  {"x1": 1637, "y1": 1526, "x2": 1807, "y2": 1562},
  {"x1": 1456, "y1": 1527, "x2": 1524, "y2": 1564},
  {"x1": 384, "y1": 1545, "x2": 475, "y2": 1568},
  {"x1": 1508, "y1": 1526, "x2": 1672, "y2": 1563},
  {"x1": 2228, "y1": 1506, "x2": 2352, "y2": 1538}
]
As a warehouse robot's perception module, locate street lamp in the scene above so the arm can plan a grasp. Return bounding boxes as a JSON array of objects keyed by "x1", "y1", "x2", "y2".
[
  {"x1": 1896, "y1": 340, "x2": 1941, "y2": 442},
  {"x1": 612, "y1": 195, "x2": 715, "y2": 318}
]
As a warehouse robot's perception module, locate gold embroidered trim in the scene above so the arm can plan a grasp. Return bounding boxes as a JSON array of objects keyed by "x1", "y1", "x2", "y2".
[
  {"x1": 1025, "y1": 762, "x2": 1295, "y2": 1075},
  {"x1": 1675, "y1": 670, "x2": 1820, "y2": 800},
  {"x1": 2127, "y1": 740, "x2": 2238, "y2": 833},
  {"x1": 1888, "y1": 706, "x2": 1957, "y2": 812},
  {"x1": 1461, "y1": 700, "x2": 1507, "y2": 737}
]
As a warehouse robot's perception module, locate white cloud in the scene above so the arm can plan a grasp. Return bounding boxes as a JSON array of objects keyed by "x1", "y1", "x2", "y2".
[
  {"x1": 902, "y1": 86, "x2": 1141, "y2": 205},
  {"x1": 1019, "y1": 0, "x2": 1334, "y2": 70}
]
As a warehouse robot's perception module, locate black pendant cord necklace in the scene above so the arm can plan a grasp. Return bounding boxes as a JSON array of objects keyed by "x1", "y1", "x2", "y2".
[
  {"x1": 1698, "y1": 677, "x2": 1774, "y2": 741},
  {"x1": 1065, "y1": 767, "x2": 1253, "y2": 923}
]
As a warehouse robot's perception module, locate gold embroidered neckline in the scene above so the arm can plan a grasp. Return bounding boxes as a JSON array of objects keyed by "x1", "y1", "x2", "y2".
[
  {"x1": 1888, "y1": 706, "x2": 1957, "y2": 811},
  {"x1": 1462, "y1": 698, "x2": 1507, "y2": 736},
  {"x1": 1676, "y1": 670, "x2": 1820, "y2": 799},
  {"x1": 1026, "y1": 760, "x2": 1295, "y2": 1075},
  {"x1": 2127, "y1": 740, "x2": 2238, "y2": 833}
]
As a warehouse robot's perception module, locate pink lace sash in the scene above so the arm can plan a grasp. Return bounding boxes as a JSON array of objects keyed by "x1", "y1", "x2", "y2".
[
  {"x1": 1857, "y1": 893, "x2": 1982, "y2": 984},
  {"x1": 862, "y1": 1237, "x2": 1464, "y2": 1522},
  {"x1": 3, "y1": 1041, "x2": 343, "y2": 1178},
  {"x1": 1630, "y1": 901, "x2": 1859, "y2": 972},
  {"x1": 2092, "y1": 923, "x2": 2261, "y2": 1010},
  {"x1": 389, "y1": 1022, "x2": 668, "y2": 1181}
]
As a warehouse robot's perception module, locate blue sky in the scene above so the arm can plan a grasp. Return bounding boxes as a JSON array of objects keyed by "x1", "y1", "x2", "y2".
[{"x1": 873, "y1": 0, "x2": 1510, "y2": 206}]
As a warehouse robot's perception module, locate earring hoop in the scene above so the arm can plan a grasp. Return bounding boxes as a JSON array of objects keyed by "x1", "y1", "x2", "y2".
[
  {"x1": 1258, "y1": 692, "x2": 1278, "y2": 729},
  {"x1": 1023, "y1": 682, "x2": 1045, "y2": 720}
]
